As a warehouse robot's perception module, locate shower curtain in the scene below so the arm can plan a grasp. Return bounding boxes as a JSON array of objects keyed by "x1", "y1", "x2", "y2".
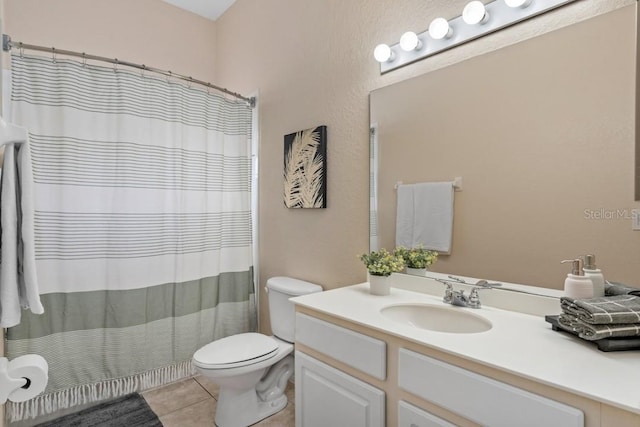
[{"x1": 5, "y1": 54, "x2": 256, "y2": 421}]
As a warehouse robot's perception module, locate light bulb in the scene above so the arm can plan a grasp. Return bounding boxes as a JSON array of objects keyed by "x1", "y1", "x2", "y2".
[
  {"x1": 429, "y1": 18, "x2": 453, "y2": 40},
  {"x1": 373, "y1": 44, "x2": 393, "y2": 63},
  {"x1": 463, "y1": 1, "x2": 489, "y2": 25},
  {"x1": 505, "y1": 0, "x2": 532, "y2": 8},
  {"x1": 399, "y1": 31, "x2": 422, "y2": 52}
]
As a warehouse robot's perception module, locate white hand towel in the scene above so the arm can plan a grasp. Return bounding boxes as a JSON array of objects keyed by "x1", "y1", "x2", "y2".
[
  {"x1": 412, "y1": 182, "x2": 454, "y2": 254},
  {"x1": 16, "y1": 138, "x2": 42, "y2": 315},
  {"x1": 0, "y1": 121, "x2": 42, "y2": 328},
  {"x1": 395, "y1": 184, "x2": 414, "y2": 248},
  {"x1": 1, "y1": 143, "x2": 21, "y2": 326}
]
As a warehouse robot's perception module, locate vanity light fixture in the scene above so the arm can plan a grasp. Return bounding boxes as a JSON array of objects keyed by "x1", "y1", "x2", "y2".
[
  {"x1": 399, "y1": 31, "x2": 422, "y2": 52},
  {"x1": 505, "y1": 0, "x2": 533, "y2": 8},
  {"x1": 374, "y1": 0, "x2": 577, "y2": 73},
  {"x1": 463, "y1": 1, "x2": 490, "y2": 25},
  {"x1": 373, "y1": 43, "x2": 394, "y2": 63},
  {"x1": 429, "y1": 18, "x2": 453, "y2": 40}
]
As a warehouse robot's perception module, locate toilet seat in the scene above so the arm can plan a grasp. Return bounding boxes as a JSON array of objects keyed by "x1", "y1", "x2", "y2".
[{"x1": 193, "y1": 333, "x2": 279, "y2": 369}]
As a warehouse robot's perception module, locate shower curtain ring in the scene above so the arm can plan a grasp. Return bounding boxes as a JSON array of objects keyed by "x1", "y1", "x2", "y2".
[
  {"x1": 113, "y1": 59, "x2": 118, "y2": 72},
  {"x1": 167, "y1": 71, "x2": 172, "y2": 83},
  {"x1": 19, "y1": 45, "x2": 24, "y2": 58},
  {"x1": 51, "y1": 47, "x2": 56, "y2": 63},
  {"x1": 82, "y1": 53, "x2": 87, "y2": 67},
  {"x1": 141, "y1": 64, "x2": 146, "y2": 78}
]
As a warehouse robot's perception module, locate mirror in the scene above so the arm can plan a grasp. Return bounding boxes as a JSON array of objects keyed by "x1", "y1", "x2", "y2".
[{"x1": 370, "y1": 6, "x2": 639, "y2": 290}]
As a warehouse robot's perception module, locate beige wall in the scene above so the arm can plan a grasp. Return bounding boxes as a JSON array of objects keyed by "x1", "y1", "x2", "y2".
[
  {"x1": 214, "y1": 0, "x2": 637, "y2": 333},
  {"x1": 2, "y1": 0, "x2": 217, "y2": 82}
]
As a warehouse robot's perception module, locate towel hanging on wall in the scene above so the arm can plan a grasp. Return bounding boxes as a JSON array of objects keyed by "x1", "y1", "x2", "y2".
[
  {"x1": 0, "y1": 118, "x2": 42, "y2": 327},
  {"x1": 395, "y1": 184, "x2": 414, "y2": 249},
  {"x1": 395, "y1": 181, "x2": 454, "y2": 254}
]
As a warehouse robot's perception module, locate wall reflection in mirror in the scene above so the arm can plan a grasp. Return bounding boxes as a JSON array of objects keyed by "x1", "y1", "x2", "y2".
[{"x1": 370, "y1": 6, "x2": 640, "y2": 290}]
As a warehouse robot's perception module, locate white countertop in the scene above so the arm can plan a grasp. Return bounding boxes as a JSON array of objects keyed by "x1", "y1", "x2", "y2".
[{"x1": 291, "y1": 278, "x2": 640, "y2": 415}]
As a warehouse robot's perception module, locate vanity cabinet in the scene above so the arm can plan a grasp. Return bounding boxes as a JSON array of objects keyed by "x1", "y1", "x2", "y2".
[
  {"x1": 294, "y1": 313, "x2": 386, "y2": 427},
  {"x1": 294, "y1": 306, "x2": 639, "y2": 427},
  {"x1": 295, "y1": 352, "x2": 385, "y2": 427},
  {"x1": 295, "y1": 313, "x2": 386, "y2": 380},
  {"x1": 398, "y1": 400, "x2": 457, "y2": 427},
  {"x1": 398, "y1": 349, "x2": 583, "y2": 427}
]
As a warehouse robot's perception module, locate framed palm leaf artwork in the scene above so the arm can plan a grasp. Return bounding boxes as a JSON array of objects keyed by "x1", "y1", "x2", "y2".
[{"x1": 284, "y1": 125, "x2": 327, "y2": 208}]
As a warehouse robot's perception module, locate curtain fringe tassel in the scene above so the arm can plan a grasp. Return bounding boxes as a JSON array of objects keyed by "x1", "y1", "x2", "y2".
[{"x1": 8, "y1": 360, "x2": 196, "y2": 422}]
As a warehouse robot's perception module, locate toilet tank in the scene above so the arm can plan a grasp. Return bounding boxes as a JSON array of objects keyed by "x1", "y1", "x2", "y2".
[{"x1": 267, "y1": 276, "x2": 322, "y2": 342}]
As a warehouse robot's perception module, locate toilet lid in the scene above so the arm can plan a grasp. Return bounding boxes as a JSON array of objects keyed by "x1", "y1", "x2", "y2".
[{"x1": 193, "y1": 333, "x2": 279, "y2": 369}]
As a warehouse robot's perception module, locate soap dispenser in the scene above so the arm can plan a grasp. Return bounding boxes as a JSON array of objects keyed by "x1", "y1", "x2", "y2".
[
  {"x1": 583, "y1": 254, "x2": 605, "y2": 297},
  {"x1": 561, "y1": 258, "x2": 593, "y2": 299}
]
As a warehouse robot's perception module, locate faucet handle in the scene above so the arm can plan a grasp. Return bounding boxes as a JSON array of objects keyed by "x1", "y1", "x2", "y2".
[
  {"x1": 434, "y1": 279, "x2": 454, "y2": 304},
  {"x1": 443, "y1": 283, "x2": 454, "y2": 304},
  {"x1": 468, "y1": 282, "x2": 499, "y2": 308},
  {"x1": 468, "y1": 288, "x2": 482, "y2": 308}
]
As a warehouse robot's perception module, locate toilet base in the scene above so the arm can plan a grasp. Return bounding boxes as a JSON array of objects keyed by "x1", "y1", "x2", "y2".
[
  {"x1": 211, "y1": 354, "x2": 294, "y2": 427},
  {"x1": 214, "y1": 388, "x2": 288, "y2": 427}
]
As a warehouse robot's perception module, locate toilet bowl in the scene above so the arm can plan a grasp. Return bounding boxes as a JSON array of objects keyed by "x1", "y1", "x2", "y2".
[{"x1": 193, "y1": 277, "x2": 322, "y2": 427}]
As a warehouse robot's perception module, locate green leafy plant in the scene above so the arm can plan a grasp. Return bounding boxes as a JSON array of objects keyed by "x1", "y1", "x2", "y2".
[
  {"x1": 359, "y1": 248, "x2": 405, "y2": 277},
  {"x1": 394, "y1": 245, "x2": 438, "y2": 269}
]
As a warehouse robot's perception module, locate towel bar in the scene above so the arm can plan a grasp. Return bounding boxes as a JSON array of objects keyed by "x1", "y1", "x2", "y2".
[{"x1": 395, "y1": 178, "x2": 462, "y2": 191}]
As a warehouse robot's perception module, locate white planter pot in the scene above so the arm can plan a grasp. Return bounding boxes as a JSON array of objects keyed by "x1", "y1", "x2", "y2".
[
  {"x1": 406, "y1": 267, "x2": 427, "y2": 276},
  {"x1": 368, "y1": 274, "x2": 390, "y2": 296}
]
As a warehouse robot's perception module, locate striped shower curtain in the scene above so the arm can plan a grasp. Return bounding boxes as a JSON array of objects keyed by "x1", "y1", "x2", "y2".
[{"x1": 5, "y1": 54, "x2": 256, "y2": 421}]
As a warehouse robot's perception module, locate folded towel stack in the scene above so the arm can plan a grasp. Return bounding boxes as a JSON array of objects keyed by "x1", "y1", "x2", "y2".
[
  {"x1": 604, "y1": 281, "x2": 640, "y2": 297},
  {"x1": 559, "y1": 286, "x2": 640, "y2": 340}
]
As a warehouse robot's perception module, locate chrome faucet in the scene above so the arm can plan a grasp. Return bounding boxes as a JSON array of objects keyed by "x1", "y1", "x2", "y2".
[
  {"x1": 451, "y1": 289, "x2": 471, "y2": 307},
  {"x1": 441, "y1": 282, "x2": 454, "y2": 304},
  {"x1": 435, "y1": 277, "x2": 501, "y2": 309}
]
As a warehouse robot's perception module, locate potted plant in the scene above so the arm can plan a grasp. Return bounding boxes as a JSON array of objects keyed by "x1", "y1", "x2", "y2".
[
  {"x1": 394, "y1": 245, "x2": 438, "y2": 276},
  {"x1": 359, "y1": 248, "x2": 405, "y2": 295}
]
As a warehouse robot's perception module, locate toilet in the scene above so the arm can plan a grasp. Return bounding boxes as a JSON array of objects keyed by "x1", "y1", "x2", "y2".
[{"x1": 193, "y1": 276, "x2": 322, "y2": 427}]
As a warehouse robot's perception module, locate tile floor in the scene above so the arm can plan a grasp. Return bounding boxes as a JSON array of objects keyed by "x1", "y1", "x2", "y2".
[{"x1": 142, "y1": 376, "x2": 295, "y2": 426}]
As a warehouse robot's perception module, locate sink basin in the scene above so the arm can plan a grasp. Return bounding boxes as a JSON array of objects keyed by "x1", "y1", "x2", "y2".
[{"x1": 380, "y1": 303, "x2": 492, "y2": 334}]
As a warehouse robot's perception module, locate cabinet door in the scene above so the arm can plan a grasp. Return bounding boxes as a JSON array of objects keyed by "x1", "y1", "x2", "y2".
[
  {"x1": 398, "y1": 349, "x2": 584, "y2": 427},
  {"x1": 295, "y1": 351, "x2": 385, "y2": 427},
  {"x1": 296, "y1": 313, "x2": 387, "y2": 380},
  {"x1": 398, "y1": 400, "x2": 457, "y2": 427}
]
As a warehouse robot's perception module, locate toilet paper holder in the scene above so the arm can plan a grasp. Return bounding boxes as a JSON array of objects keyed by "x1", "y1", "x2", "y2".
[{"x1": 0, "y1": 355, "x2": 48, "y2": 404}]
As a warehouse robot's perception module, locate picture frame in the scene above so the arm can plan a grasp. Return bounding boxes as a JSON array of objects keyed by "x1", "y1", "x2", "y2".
[{"x1": 283, "y1": 125, "x2": 327, "y2": 209}]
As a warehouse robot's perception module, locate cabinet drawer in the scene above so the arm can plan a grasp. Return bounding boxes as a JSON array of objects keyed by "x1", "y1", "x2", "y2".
[
  {"x1": 295, "y1": 351, "x2": 385, "y2": 427},
  {"x1": 295, "y1": 313, "x2": 386, "y2": 380},
  {"x1": 398, "y1": 349, "x2": 583, "y2": 427},
  {"x1": 398, "y1": 400, "x2": 456, "y2": 427}
]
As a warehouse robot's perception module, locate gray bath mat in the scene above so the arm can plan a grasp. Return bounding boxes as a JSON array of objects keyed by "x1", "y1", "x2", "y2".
[{"x1": 36, "y1": 393, "x2": 162, "y2": 427}]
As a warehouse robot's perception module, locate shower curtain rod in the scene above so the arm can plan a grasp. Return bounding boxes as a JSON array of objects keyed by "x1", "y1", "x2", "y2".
[{"x1": 2, "y1": 34, "x2": 255, "y2": 107}]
